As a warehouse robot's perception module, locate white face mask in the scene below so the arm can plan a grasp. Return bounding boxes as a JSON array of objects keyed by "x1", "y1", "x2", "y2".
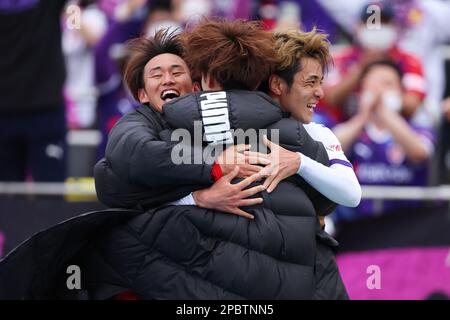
[{"x1": 358, "y1": 25, "x2": 398, "y2": 50}]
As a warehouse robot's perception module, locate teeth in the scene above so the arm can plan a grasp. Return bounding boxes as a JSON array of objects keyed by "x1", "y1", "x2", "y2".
[
  {"x1": 161, "y1": 89, "x2": 180, "y2": 100},
  {"x1": 307, "y1": 104, "x2": 316, "y2": 109}
]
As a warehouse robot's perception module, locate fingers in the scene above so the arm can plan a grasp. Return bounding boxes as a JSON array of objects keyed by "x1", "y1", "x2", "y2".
[
  {"x1": 247, "y1": 156, "x2": 271, "y2": 165},
  {"x1": 267, "y1": 176, "x2": 282, "y2": 193},
  {"x1": 224, "y1": 166, "x2": 240, "y2": 182},
  {"x1": 238, "y1": 197, "x2": 263, "y2": 207},
  {"x1": 259, "y1": 164, "x2": 277, "y2": 178},
  {"x1": 263, "y1": 173, "x2": 276, "y2": 190},
  {"x1": 244, "y1": 151, "x2": 271, "y2": 160},
  {"x1": 234, "y1": 144, "x2": 251, "y2": 152},
  {"x1": 232, "y1": 208, "x2": 255, "y2": 220},
  {"x1": 245, "y1": 155, "x2": 271, "y2": 165},
  {"x1": 240, "y1": 164, "x2": 263, "y2": 175},
  {"x1": 236, "y1": 171, "x2": 263, "y2": 189},
  {"x1": 262, "y1": 135, "x2": 272, "y2": 149},
  {"x1": 240, "y1": 184, "x2": 266, "y2": 198}
]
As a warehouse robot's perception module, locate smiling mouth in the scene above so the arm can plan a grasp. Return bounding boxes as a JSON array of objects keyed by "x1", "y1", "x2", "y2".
[
  {"x1": 307, "y1": 103, "x2": 317, "y2": 110},
  {"x1": 161, "y1": 89, "x2": 181, "y2": 102}
]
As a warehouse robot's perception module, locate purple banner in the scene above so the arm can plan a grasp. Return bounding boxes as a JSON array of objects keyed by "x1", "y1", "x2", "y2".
[
  {"x1": 337, "y1": 247, "x2": 450, "y2": 300},
  {"x1": 0, "y1": 231, "x2": 4, "y2": 258}
]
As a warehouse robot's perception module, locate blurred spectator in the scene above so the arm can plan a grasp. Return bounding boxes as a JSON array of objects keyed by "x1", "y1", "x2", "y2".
[
  {"x1": 319, "y1": 0, "x2": 450, "y2": 125},
  {"x1": 256, "y1": 0, "x2": 342, "y2": 43},
  {"x1": 173, "y1": 0, "x2": 211, "y2": 25},
  {"x1": 333, "y1": 60, "x2": 435, "y2": 220},
  {"x1": 210, "y1": 0, "x2": 252, "y2": 20},
  {"x1": 143, "y1": 0, "x2": 181, "y2": 37},
  {"x1": 322, "y1": 1, "x2": 426, "y2": 122},
  {"x1": 98, "y1": 0, "x2": 126, "y2": 20},
  {"x1": 94, "y1": 0, "x2": 145, "y2": 159},
  {"x1": 389, "y1": 0, "x2": 450, "y2": 125},
  {"x1": 63, "y1": 0, "x2": 108, "y2": 129},
  {"x1": 0, "y1": 0, "x2": 70, "y2": 182}
]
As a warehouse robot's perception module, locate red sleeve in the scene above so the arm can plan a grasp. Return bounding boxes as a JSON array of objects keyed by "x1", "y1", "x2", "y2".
[
  {"x1": 392, "y1": 49, "x2": 427, "y2": 100},
  {"x1": 211, "y1": 161, "x2": 223, "y2": 181}
]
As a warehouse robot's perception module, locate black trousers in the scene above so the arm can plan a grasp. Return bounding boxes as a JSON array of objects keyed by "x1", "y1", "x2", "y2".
[{"x1": 0, "y1": 106, "x2": 67, "y2": 182}]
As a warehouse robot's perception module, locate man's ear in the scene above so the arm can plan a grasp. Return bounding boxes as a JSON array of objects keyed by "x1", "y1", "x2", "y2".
[
  {"x1": 269, "y1": 74, "x2": 283, "y2": 96},
  {"x1": 208, "y1": 76, "x2": 216, "y2": 90},
  {"x1": 193, "y1": 82, "x2": 202, "y2": 92},
  {"x1": 138, "y1": 88, "x2": 149, "y2": 104}
]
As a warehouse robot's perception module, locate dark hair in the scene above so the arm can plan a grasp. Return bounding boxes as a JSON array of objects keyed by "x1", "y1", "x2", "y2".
[
  {"x1": 272, "y1": 28, "x2": 331, "y2": 88},
  {"x1": 361, "y1": 59, "x2": 403, "y2": 81},
  {"x1": 180, "y1": 18, "x2": 278, "y2": 90},
  {"x1": 124, "y1": 29, "x2": 185, "y2": 101}
]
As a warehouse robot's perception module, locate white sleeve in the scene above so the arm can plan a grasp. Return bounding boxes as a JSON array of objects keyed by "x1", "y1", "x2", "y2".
[
  {"x1": 298, "y1": 123, "x2": 361, "y2": 207},
  {"x1": 168, "y1": 193, "x2": 196, "y2": 206},
  {"x1": 297, "y1": 154, "x2": 361, "y2": 207},
  {"x1": 304, "y1": 123, "x2": 351, "y2": 164}
]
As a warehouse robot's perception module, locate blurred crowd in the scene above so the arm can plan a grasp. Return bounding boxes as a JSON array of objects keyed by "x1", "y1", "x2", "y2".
[{"x1": 1, "y1": 0, "x2": 450, "y2": 222}]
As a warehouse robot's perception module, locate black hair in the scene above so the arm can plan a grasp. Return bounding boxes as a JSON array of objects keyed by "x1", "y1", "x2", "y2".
[
  {"x1": 124, "y1": 28, "x2": 185, "y2": 101},
  {"x1": 361, "y1": 59, "x2": 403, "y2": 81}
]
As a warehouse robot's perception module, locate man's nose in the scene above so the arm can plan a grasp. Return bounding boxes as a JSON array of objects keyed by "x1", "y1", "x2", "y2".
[
  {"x1": 162, "y1": 73, "x2": 176, "y2": 85},
  {"x1": 315, "y1": 85, "x2": 324, "y2": 99}
]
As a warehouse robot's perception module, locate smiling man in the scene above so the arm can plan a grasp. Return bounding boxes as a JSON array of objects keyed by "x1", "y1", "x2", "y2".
[
  {"x1": 124, "y1": 35, "x2": 193, "y2": 110},
  {"x1": 264, "y1": 28, "x2": 361, "y2": 300}
]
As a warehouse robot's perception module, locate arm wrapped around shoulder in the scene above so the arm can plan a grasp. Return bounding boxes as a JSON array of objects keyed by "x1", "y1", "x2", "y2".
[{"x1": 266, "y1": 118, "x2": 337, "y2": 215}]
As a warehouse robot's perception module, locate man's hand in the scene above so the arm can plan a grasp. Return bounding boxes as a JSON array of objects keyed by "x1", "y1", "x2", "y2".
[
  {"x1": 217, "y1": 144, "x2": 271, "y2": 178},
  {"x1": 192, "y1": 166, "x2": 266, "y2": 219},
  {"x1": 245, "y1": 136, "x2": 300, "y2": 193}
]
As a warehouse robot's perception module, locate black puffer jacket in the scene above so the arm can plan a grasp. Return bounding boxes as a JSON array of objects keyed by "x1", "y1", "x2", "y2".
[
  {"x1": 86, "y1": 90, "x2": 344, "y2": 299},
  {"x1": 0, "y1": 91, "x2": 347, "y2": 299}
]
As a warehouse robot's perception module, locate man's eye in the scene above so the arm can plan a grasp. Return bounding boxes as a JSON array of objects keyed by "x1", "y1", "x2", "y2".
[
  {"x1": 173, "y1": 72, "x2": 183, "y2": 76},
  {"x1": 151, "y1": 74, "x2": 162, "y2": 79}
]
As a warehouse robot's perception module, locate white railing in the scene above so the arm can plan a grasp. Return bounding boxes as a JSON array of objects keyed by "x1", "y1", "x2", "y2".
[
  {"x1": 1, "y1": 182, "x2": 450, "y2": 200},
  {"x1": 0, "y1": 181, "x2": 96, "y2": 196}
]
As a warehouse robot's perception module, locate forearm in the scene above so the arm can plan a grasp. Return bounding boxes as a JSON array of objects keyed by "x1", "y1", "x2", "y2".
[
  {"x1": 298, "y1": 154, "x2": 361, "y2": 207},
  {"x1": 377, "y1": 109, "x2": 430, "y2": 162},
  {"x1": 332, "y1": 113, "x2": 367, "y2": 153},
  {"x1": 94, "y1": 158, "x2": 199, "y2": 209},
  {"x1": 127, "y1": 140, "x2": 214, "y2": 187},
  {"x1": 106, "y1": 124, "x2": 215, "y2": 188}
]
